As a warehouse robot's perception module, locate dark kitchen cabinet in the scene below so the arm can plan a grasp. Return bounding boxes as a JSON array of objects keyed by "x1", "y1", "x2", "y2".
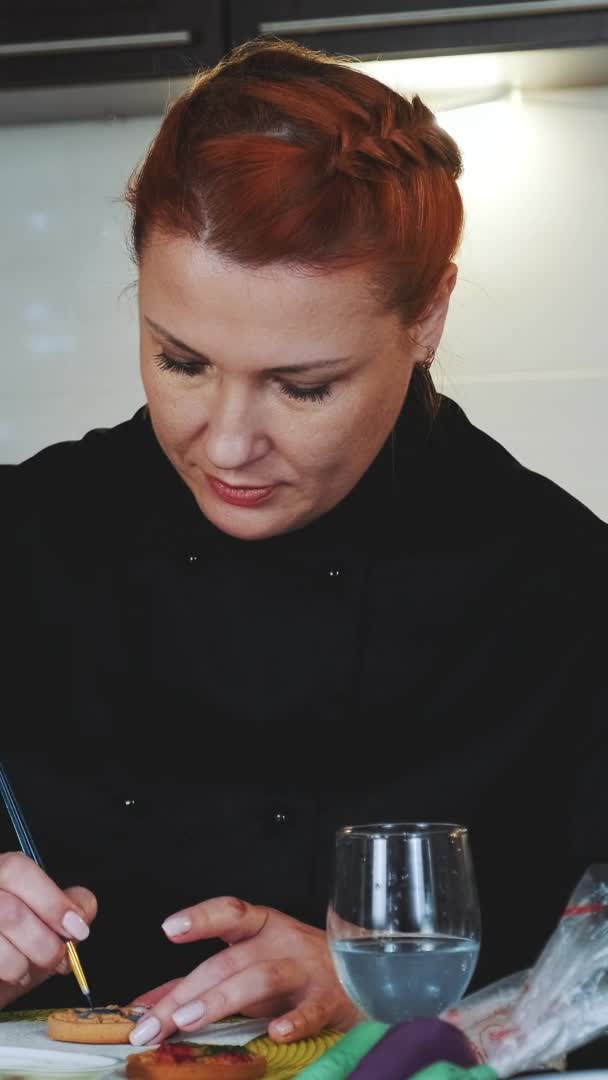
[
  {"x1": 0, "y1": 2, "x2": 226, "y2": 89},
  {"x1": 229, "y1": 1, "x2": 608, "y2": 59},
  {"x1": 2, "y1": 2, "x2": 607, "y2": 91}
]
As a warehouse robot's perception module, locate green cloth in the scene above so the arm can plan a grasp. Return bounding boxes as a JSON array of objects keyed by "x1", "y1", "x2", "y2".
[
  {"x1": 409, "y1": 1066, "x2": 496, "y2": 1080},
  {"x1": 298, "y1": 1022, "x2": 388, "y2": 1078}
]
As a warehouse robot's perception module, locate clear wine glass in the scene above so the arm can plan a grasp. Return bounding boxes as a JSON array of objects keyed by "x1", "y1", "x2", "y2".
[{"x1": 327, "y1": 822, "x2": 480, "y2": 1024}]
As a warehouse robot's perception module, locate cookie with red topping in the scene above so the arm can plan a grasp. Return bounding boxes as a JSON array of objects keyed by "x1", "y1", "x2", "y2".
[{"x1": 127, "y1": 1042, "x2": 267, "y2": 1080}]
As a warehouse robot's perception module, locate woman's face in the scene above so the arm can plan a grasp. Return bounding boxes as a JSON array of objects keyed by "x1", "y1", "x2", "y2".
[{"x1": 139, "y1": 234, "x2": 454, "y2": 540}]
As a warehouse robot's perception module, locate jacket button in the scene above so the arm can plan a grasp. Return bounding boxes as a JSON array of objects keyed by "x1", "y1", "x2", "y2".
[
  {"x1": 326, "y1": 564, "x2": 347, "y2": 581},
  {"x1": 186, "y1": 554, "x2": 199, "y2": 566},
  {"x1": 268, "y1": 805, "x2": 293, "y2": 828}
]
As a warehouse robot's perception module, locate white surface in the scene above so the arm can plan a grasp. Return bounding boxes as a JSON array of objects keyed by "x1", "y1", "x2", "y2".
[
  {"x1": 0, "y1": 1018, "x2": 268, "y2": 1080},
  {"x1": 0, "y1": 82, "x2": 606, "y2": 521},
  {"x1": 0, "y1": 1017, "x2": 267, "y2": 1057},
  {"x1": 0, "y1": 1044, "x2": 119, "y2": 1078}
]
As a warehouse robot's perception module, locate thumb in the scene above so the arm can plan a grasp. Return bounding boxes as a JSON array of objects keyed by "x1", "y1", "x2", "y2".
[
  {"x1": 54, "y1": 886, "x2": 97, "y2": 976},
  {"x1": 64, "y1": 886, "x2": 98, "y2": 927},
  {"x1": 268, "y1": 995, "x2": 331, "y2": 1043}
]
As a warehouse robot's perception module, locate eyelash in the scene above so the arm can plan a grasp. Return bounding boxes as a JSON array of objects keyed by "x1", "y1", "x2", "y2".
[{"x1": 153, "y1": 351, "x2": 332, "y2": 404}]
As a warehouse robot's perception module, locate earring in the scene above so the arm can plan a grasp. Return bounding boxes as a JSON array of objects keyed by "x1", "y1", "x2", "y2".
[{"x1": 420, "y1": 346, "x2": 436, "y2": 371}]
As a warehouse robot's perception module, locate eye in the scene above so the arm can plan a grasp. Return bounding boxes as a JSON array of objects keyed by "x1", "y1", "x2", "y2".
[
  {"x1": 154, "y1": 351, "x2": 208, "y2": 378},
  {"x1": 279, "y1": 382, "x2": 332, "y2": 404}
]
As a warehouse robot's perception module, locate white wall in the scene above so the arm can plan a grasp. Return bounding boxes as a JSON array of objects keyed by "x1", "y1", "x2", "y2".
[
  {"x1": 0, "y1": 117, "x2": 151, "y2": 457},
  {"x1": 438, "y1": 86, "x2": 608, "y2": 524},
  {"x1": 0, "y1": 84, "x2": 606, "y2": 520}
]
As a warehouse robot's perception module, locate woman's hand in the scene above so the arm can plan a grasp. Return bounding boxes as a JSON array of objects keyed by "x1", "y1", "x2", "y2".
[
  {"x1": 0, "y1": 851, "x2": 97, "y2": 1006},
  {"x1": 130, "y1": 896, "x2": 360, "y2": 1046}
]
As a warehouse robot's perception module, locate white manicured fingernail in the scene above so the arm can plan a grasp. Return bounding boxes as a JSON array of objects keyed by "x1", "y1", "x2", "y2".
[
  {"x1": 172, "y1": 1001, "x2": 206, "y2": 1027},
  {"x1": 162, "y1": 914, "x2": 192, "y2": 937},
  {"x1": 274, "y1": 1019, "x2": 295, "y2": 1036},
  {"x1": 129, "y1": 1015, "x2": 161, "y2": 1045},
  {"x1": 62, "y1": 911, "x2": 90, "y2": 941}
]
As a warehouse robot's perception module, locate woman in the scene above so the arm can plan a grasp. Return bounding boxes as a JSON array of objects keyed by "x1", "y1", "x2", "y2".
[{"x1": 1, "y1": 38, "x2": 606, "y2": 1052}]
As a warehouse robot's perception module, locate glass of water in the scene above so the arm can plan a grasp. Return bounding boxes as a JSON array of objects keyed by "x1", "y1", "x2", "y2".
[{"x1": 327, "y1": 822, "x2": 480, "y2": 1024}]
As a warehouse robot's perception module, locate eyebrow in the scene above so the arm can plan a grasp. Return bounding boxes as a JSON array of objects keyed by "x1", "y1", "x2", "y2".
[{"x1": 144, "y1": 316, "x2": 352, "y2": 374}]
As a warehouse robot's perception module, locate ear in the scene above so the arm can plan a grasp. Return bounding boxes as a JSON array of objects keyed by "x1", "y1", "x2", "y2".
[{"x1": 412, "y1": 262, "x2": 458, "y2": 356}]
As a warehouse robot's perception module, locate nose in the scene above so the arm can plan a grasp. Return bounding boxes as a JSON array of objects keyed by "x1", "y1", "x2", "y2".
[{"x1": 204, "y1": 381, "x2": 272, "y2": 472}]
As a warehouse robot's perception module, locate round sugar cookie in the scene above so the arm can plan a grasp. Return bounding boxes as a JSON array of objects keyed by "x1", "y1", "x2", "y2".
[{"x1": 48, "y1": 1004, "x2": 148, "y2": 1044}]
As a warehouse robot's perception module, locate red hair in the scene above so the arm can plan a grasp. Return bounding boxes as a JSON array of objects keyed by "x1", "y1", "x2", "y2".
[{"x1": 126, "y1": 39, "x2": 464, "y2": 408}]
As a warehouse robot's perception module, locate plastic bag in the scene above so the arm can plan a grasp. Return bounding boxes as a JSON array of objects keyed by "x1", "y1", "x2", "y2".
[{"x1": 443, "y1": 864, "x2": 608, "y2": 1076}]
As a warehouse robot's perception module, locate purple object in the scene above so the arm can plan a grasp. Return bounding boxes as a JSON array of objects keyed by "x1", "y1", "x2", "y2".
[{"x1": 347, "y1": 1017, "x2": 478, "y2": 1080}]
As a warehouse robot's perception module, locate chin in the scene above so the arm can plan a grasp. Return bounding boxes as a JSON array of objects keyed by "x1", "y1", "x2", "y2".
[{"x1": 197, "y1": 498, "x2": 294, "y2": 541}]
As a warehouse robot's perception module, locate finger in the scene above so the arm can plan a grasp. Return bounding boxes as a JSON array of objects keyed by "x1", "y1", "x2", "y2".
[
  {"x1": 268, "y1": 994, "x2": 333, "y2": 1043},
  {"x1": 0, "y1": 889, "x2": 68, "y2": 972},
  {"x1": 0, "y1": 957, "x2": 59, "y2": 1009},
  {"x1": 162, "y1": 896, "x2": 268, "y2": 946},
  {"x1": 130, "y1": 959, "x2": 301, "y2": 1047},
  {"x1": 129, "y1": 940, "x2": 263, "y2": 1040},
  {"x1": 0, "y1": 932, "x2": 32, "y2": 986},
  {"x1": 0, "y1": 854, "x2": 90, "y2": 942},
  {"x1": 53, "y1": 888, "x2": 96, "y2": 976},
  {"x1": 64, "y1": 886, "x2": 98, "y2": 927},
  {"x1": 161, "y1": 939, "x2": 277, "y2": 1015},
  {"x1": 173, "y1": 960, "x2": 303, "y2": 1030},
  {"x1": 131, "y1": 978, "x2": 182, "y2": 1007}
]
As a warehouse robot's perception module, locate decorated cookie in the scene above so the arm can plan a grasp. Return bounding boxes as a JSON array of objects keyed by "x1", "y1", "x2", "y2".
[
  {"x1": 48, "y1": 1004, "x2": 148, "y2": 1044},
  {"x1": 127, "y1": 1042, "x2": 267, "y2": 1080}
]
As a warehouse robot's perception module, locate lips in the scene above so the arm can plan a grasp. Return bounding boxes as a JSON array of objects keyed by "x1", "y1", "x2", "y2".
[{"x1": 206, "y1": 475, "x2": 275, "y2": 507}]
